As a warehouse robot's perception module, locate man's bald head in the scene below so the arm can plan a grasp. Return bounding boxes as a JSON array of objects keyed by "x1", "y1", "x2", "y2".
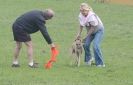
[{"x1": 44, "y1": 9, "x2": 55, "y2": 20}]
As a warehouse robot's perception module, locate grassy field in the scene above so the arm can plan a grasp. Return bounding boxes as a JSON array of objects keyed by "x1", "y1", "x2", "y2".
[{"x1": 0, "y1": 0, "x2": 133, "y2": 85}]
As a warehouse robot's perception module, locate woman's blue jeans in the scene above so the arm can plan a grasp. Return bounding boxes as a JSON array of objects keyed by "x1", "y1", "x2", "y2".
[{"x1": 83, "y1": 28, "x2": 104, "y2": 65}]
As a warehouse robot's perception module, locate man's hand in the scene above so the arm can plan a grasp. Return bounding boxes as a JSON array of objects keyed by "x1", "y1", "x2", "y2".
[{"x1": 50, "y1": 43, "x2": 55, "y2": 48}]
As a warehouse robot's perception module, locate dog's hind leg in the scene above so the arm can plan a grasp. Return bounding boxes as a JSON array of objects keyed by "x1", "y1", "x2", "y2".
[{"x1": 70, "y1": 53, "x2": 77, "y2": 66}]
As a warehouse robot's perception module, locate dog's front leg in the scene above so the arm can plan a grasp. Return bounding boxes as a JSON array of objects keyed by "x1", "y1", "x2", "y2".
[
  {"x1": 76, "y1": 53, "x2": 80, "y2": 67},
  {"x1": 77, "y1": 55, "x2": 80, "y2": 67}
]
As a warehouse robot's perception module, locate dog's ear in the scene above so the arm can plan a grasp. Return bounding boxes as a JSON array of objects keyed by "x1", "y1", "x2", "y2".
[
  {"x1": 74, "y1": 38, "x2": 78, "y2": 41},
  {"x1": 75, "y1": 36, "x2": 81, "y2": 41},
  {"x1": 77, "y1": 38, "x2": 82, "y2": 42}
]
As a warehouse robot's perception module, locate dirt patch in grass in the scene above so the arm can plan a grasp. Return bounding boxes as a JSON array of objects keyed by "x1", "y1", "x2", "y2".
[{"x1": 110, "y1": 0, "x2": 133, "y2": 5}]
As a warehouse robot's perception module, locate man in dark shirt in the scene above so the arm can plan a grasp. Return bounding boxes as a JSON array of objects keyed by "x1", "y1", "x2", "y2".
[{"x1": 12, "y1": 9, "x2": 55, "y2": 68}]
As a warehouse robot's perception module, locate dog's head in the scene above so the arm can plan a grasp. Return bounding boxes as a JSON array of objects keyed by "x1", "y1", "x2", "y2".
[{"x1": 75, "y1": 38, "x2": 82, "y2": 49}]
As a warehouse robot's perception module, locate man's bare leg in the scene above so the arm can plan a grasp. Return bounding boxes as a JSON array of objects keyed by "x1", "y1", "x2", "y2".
[
  {"x1": 25, "y1": 41, "x2": 38, "y2": 68},
  {"x1": 24, "y1": 41, "x2": 34, "y2": 66},
  {"x1": 12, "y1": 42, "x2": 22, "y2": 67}
]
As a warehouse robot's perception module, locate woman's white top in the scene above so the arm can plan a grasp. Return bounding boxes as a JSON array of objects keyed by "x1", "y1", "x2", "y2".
[{"x1": 79, "y1": 11, "x2": 103, "y2": 27}]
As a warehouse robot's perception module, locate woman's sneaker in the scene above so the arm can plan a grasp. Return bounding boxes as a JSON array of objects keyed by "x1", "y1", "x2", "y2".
[
  {"x1": 86, "y1": 57, "x2": 94, "y2": 66},
  {"x1": 97, "y1": 64, "x2": 105, "y2": 67}
]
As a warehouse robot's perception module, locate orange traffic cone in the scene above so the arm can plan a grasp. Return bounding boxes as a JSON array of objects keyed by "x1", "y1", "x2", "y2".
[
  {"x1": 50, "y1": 47, "x2": 59, "y2": 62},
  {"x1": 44, "y1": 47, "x2": 59, "y2": 69},
  {"x1": 45, "y1": 60, "x2": 52, "y2": 69}
]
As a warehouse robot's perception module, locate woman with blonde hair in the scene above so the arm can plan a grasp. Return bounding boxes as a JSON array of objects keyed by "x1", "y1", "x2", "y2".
[{"x1": 76, "y1": 3, "x2": 105, "y2": 67}]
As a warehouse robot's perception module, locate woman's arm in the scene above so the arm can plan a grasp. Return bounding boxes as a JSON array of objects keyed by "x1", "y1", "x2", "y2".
[{"x1": 77, "y1": 25, "x2": 83, "y2": 39}]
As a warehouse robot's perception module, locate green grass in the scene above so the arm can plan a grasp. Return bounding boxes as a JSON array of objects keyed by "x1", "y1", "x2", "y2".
[{"x1": 0, "y1": 0, "x2": 133, "y2": 85}]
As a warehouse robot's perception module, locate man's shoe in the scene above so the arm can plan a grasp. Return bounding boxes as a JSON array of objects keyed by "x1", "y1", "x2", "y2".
[
  {"x1": 12, "y1": 64, "x2": 20, "y2": 67},
  {"x1": 28, "y1": 63, "x2": 38, "y2": 68}
]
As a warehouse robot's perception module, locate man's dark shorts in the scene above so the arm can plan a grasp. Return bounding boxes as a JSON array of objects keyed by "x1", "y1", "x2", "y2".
[{"x1": 12, "y1": 23, "x2": 31, "y2": 42}]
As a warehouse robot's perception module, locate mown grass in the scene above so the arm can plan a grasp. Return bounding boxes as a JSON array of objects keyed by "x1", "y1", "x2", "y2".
[{"x1": 0, "y1": 0, "x2": 133, "y2": 85}]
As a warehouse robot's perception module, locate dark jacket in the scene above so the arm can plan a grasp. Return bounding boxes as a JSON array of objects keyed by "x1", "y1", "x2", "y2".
[{"x1": 13, "y1": 10, "x2": 52, "y2": 44}]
